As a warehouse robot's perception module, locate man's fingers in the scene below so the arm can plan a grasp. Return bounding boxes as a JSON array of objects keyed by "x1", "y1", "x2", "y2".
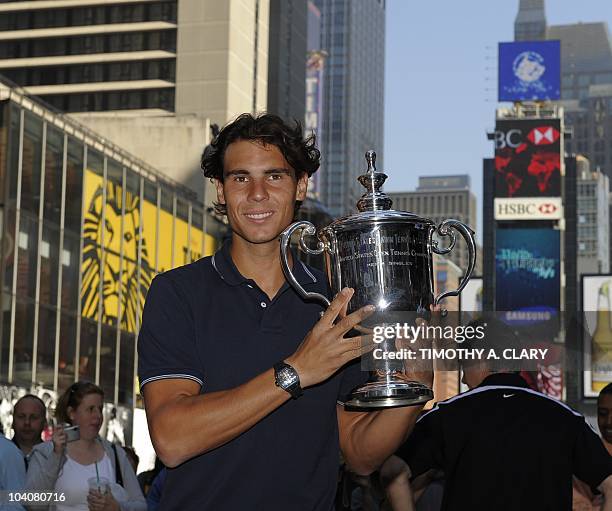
[
  {"x1": 340, "y1": 333, "x2": 375, "y2": 360},
  {"x1": 320, "y1": 288, "x2": 354, "y2": 326},
  {"x1": 339, "y1": 296, "x2": 350, "y2": 319},
  {"x1": 339, "y1": 336, "x2": 364, "y2": 362},
  {"x1": 352, "y1": 323, "x2": 374, "y2": 335},
  {"x1": 331, "y1": 304, "x2": 375, "y2": 337}
]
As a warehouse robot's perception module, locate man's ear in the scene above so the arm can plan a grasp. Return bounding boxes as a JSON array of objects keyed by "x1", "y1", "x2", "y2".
[
  {"x1": 296, "y1": 173, "x2": 308, "y2": 201},
  {"x1": 214, "y1": 178, "x2": 226, "y2": 207}
]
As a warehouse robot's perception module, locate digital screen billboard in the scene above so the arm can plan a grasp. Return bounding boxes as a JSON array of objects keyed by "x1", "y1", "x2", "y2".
[
  {"x1": 495, "y1": 228, "x2": 560, "y2": 325},
  {"x1": 494, "y1": 118, "x2": 562, "y2": 199},
  {"x1": 582, "y1": 275, "x2": 612, "y2": 398},
  {"x1": 305, "y1": 50, "x2": 326, "y2": 197},
  {"x1": 498, "y1": 40, "x2": 561, "y2": 102}
]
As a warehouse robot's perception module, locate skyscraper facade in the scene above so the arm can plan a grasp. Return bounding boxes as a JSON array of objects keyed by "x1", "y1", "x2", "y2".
[
  {"x1": 513, "y1": 1, "x2": 612, "y2": 183},
  {"x1": 314, "y1": 0, "x2": 385, "y2": 217},
  {"x1": 514, "y1": 0, "x2": 546, "y2": 41},
  {"x1": 387, "y1": 175, "x2": 479, "y2": 273},
  {"x1": 0, "y1": 0, "x2": 270, "y2": 123},
  {"x1": 267, "y1": 0, "x2": 307, "y2": 122},
  {"x1": 576, "y1": 155, "x2": 610, "y2": 275},
  {"x1": 0, "y1": 81, "x2": 220, "y2": 444},
  {"x1": 0, "y1": 0, "x2": 273, "y2": 205}
]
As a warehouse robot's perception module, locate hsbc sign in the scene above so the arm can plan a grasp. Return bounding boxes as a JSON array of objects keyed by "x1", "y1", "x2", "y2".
[
  {"x1": 527, "y1": 126, "x2": 560, "y2": 145},
  {"x1": 494, "y1": 197, "x2": 563, "y2": 220},
  {"x1": 494, "y1": 119, "x2": 562, "y2": 200}
]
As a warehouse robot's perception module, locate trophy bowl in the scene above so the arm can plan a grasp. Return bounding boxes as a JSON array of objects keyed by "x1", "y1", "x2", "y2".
[{"x1": 280, "y1": 151, "x2": 476, "y2": 408}]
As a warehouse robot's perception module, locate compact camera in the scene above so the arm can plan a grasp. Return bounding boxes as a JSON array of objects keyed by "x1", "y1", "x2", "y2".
[{"x1": 63, "y1": 424, "x2": 80, "y2": 442}]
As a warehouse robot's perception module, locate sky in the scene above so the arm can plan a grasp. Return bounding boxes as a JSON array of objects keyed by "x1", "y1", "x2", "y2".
[{"x1": 383, "y1": 0, "x2": 612, "y2": 237}]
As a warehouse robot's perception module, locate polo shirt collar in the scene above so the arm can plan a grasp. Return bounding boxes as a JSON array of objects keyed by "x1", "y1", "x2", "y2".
[
  {"x1": 212, "y1": 240, "x2": 318, "y2": 287},
  {"x1": 478, "y1": 372, "x2": 530, "y2": 389}
]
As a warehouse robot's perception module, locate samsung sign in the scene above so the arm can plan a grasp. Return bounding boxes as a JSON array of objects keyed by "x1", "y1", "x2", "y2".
[{"x1": 494, "y1": 197, "x2": 563, "y2": 220}]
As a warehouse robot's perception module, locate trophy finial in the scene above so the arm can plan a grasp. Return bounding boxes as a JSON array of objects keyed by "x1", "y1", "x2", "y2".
[
  {"x1": 357, "y1": 149, "x2": 392, "y2": 212},
  {"x1": 366, "y1": 150, "x2": 377, "y2": 172}
]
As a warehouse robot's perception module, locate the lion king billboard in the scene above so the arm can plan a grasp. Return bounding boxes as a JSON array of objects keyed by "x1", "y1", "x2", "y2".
[{"x1": 80, "y1": 170, "x2": 214, "y2": 333}]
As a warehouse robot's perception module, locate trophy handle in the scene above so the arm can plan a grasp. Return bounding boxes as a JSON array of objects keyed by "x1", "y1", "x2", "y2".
[
  {"x1": 279, "y1": 221, "x2": 331, "y2": 308},
  {"x1": 432, "y1": 219, "x2": 476, "y2": 305}
]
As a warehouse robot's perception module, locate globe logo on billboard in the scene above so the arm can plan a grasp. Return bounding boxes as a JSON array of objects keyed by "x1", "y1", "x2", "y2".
[
  {"x1": 513, "y1": 51, "x2": 546, "y2": 83},
  {"x1": 498, "y1": 41, "x2": 561, "y2": 102}
]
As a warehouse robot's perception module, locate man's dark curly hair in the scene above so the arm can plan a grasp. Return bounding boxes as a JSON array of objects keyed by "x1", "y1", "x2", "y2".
[{"x1": 201, "y1": 113, "x2": 320, "y2": 215}]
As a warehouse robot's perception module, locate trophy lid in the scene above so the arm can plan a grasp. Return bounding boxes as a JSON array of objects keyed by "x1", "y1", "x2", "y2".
[
  {"x1": 356, "y1": 150, "x2": 393, "y2": 212},
  {"x1": 323, "y1": 150, "x2": 435, "y2": 232}
]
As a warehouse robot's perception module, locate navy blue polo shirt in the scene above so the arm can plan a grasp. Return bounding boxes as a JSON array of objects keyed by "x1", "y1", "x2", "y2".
[
  {"x1": 138, "y1": 241, "x2": 366, "y2": 511},
  {"x1": 397, "y1": 373, "x2": 612, "y2": 511}
]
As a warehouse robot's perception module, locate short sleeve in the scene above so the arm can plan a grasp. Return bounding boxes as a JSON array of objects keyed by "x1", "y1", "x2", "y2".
[
  {"x1": 572, "y1": 417, "x2": 612, "y2": 491},
  {"x1": 396, "y1": 409, "x2": 443, "y2": 479},
  {"x1": 336, "y1": 359, "x2": 369, "y2": 405},
  {"x1": 138, "y1": 273, "x2": 205, "y2": 391}
]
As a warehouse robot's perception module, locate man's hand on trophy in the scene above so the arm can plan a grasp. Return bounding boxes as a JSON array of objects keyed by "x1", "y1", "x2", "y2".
[
  {"x1": 394, "y1": 304, "x2": 441, "y2": 389},
  {"x1": 285, "y1": 287, "x2": 375, "y2": 389}
]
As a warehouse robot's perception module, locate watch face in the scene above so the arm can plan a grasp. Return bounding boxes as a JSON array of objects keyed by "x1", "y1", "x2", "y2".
[{"x1": 278, "y1": 367, "x2": 298, "y2": 388}]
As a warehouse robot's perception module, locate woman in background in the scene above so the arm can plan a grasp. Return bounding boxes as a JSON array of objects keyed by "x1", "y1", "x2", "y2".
[{"x1": 26, "y1": 381, "x2": 145, "y2": 511}]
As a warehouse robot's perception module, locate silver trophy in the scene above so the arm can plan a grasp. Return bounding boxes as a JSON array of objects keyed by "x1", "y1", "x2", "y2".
[{"x1": 280, "y1": 151, "x2": 476, "y2": 408}]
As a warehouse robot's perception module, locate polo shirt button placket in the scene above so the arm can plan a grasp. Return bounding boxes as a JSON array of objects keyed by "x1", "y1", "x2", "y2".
[{"x1": 260, "y1": 301, "x2": 267, "y2": 308}]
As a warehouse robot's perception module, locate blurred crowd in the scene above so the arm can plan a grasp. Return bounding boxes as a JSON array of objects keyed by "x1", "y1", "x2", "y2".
[
  {"x1": 0, "y1": 377, "x2": 610, "y2": 510},
  {"x1": 0, "y1": 382, "x2": 165, "y2": 511}
]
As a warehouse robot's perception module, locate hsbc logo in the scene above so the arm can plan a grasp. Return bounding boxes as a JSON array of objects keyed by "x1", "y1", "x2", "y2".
[
  {"x1": 538, "y1": 203, "x2": 557, "y2": 214},
  {"x1": 527, "y1": 126, "x2": 560, "y2": 145},
  {"x1": 494, "y1": 198, "x2": 562, "y2": 220}
]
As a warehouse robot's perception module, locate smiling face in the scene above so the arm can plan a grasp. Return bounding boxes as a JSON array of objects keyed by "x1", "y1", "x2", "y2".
[
  {"x1": 215, "y1": 140, "x2": 308, "y2": 247},
  {"x1": 68, "y1": 393, "x2": 104, "y2": 441}
]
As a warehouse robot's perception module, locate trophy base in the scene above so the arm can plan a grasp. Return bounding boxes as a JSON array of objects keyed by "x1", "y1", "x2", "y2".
[{"x1": 344, "y1": 379, "x2": 433, "y2": 409}]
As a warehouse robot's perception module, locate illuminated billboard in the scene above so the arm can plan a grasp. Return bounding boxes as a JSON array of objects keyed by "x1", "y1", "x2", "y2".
[
  {"x1": 498, "y1": 40, "x2": 561, "y2": 102},
  {"x1": 493, "y1": 118, "x2": 562, "y2": 220},
  {"x1": 80, "y1": 169, "x2": 214, "y2": 334},
  {"x1": 582, "y1": 274, "x2": 612, "y2": 398},
  {"x1": 305, "y1": 50, "x2": 326, "y2": 197},
  {"x1": 495, "y1": 228, "x2": 560, "y2": 325}
]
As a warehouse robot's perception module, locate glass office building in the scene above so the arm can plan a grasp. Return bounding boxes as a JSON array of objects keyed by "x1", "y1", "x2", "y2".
[
  {"x1": 314, "y1": 0, "x2": 385, "y2": 217},
  {"x1": 0, "y1": 84, "x2": 218, "y2": 440}
]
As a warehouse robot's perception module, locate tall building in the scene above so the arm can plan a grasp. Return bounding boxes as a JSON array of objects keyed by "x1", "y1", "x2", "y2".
[
  {"x1": 0, "y1": 0, "x2": 271, "y2": 204},
  {"x1": 267, "y1": 0, "x2": 307, "y2": 122},
  {"x1": 0, "y1": 81, "x2": 221, "y2": 445},
  {"x1": 576, "y1": 155, "x2": 610, "y2": 275},
  {"x1": 314, "y1": 0, "x2": 385, "y2": 217},
  {"x1": 307, "y1": 0, "x2": 321, "y2": 51},
  {"x1": 514, "y1": 0, "x2": 546, "y2": 41},
  {"x1": 387, "y1": 175, "x2": 478, "y2": 273},
  {"x1": 0, "y1": 0, "x2": 270, "y2": 123},
  {"x1": 563, "y1": 86, "x2": 612, "y2": 184},
  {"x1": 513, "y1": 1, "x2": 612, "y2": 183}
]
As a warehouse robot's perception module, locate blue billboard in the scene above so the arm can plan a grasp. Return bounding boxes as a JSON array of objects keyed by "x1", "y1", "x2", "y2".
[
  {"x1": 495, "y1": 228, "x2": 560, "y2": 324},
  {"x1": 498, "y1": 40, "x2": 561, "y2": 102}
]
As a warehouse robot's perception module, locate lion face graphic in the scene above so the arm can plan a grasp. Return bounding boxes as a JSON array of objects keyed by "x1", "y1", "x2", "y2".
[{"x1": 81, "y1": 180, "x2": 154, "y2": 333}]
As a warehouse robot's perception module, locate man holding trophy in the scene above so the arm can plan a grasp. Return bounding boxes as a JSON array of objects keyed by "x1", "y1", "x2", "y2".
[{"x1": 138, "y1": 113, "x2": 473, "y2": 510}]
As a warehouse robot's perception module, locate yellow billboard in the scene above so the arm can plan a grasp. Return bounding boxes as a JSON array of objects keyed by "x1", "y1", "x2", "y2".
[{"x1": 81, "y1": 169, "x2": 215, "y2": 333}]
